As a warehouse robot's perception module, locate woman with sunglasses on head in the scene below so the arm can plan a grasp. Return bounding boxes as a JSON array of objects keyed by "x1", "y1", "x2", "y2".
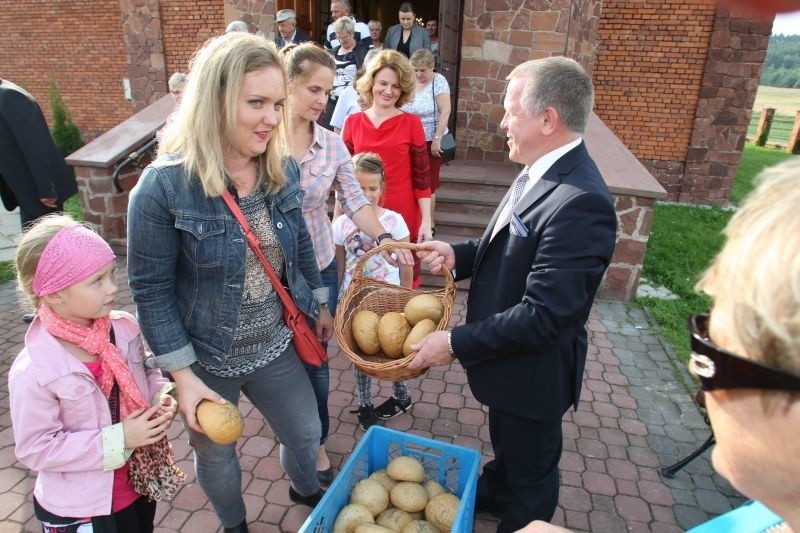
[
  {"x1": 516, "y1": 157, "x2": 800, "y2": 533},
  {"x1": 681, "y1": 156, "x2": 800, "y2": 533}
]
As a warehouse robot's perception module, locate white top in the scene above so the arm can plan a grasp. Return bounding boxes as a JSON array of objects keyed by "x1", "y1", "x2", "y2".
[
  {"x1": 330, "y1": 85, "x2": 361, "y2": 131},
  {"x1": 333, "y1": 209, "x2": 410, "y2": 293},
  {"x1": 491, "y1": 137, "x2": 583, "y2": 240},
  {"x1": 400, "y1": 73, "x2": 450, "y2": 141}
]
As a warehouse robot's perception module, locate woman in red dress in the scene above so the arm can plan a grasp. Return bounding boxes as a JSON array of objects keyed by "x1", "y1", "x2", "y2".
[{"x1": 341, "y1": 49, "x2": 432, "y2": 287}]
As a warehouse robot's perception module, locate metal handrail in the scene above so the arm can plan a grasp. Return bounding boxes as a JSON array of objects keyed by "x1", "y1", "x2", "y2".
[{"x1": 111, "y1": 136, "x2": 158, "y2": 193}]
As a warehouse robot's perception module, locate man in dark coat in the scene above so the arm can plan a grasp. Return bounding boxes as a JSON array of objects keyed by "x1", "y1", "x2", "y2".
[
  {"x1": 274, "y1": 9, "x2": 312, "y2": 49},
  {"x1": 411, "y1": 57, "x2": 618, "y2": 532},
  {"x1": 0, "y1": 79, "x2": 77, "y2": 229}
]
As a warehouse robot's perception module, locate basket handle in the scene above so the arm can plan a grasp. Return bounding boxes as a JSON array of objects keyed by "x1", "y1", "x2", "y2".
[{"x1": 351, "y1": 241, "x2": 455, "y2": 287}]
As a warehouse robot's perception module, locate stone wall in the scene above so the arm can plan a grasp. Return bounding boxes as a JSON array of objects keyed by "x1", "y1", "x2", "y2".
[
  {"x1": 679, "y1": 6, "x2": 772, "y2": 205},
  {"x1": 457, "y1": 0, "x2": 601, "y2": 162},
  {"x1": 122, "y1": 0, "x2": 167, "y2": 112},
  {"x1": 598, "y1": 195, "x2": 654, "y2": 301}
]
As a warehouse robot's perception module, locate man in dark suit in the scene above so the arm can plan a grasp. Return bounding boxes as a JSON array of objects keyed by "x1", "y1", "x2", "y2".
[
  {"x1": 0, "y1": 79, "x2": 77, "y2": 229},
  {"x1": 411, "y1": 57, "x2": 617, "y2": 532},
  {"x1": 274, "y1": 9, "x2": 312, "y2": 49}
]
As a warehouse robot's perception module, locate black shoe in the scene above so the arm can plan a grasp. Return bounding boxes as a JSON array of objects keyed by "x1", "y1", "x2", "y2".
[
  {"x1": 350, "y1": 404, "x2": 378, "y2": 431},
  {"x1": 289, "y1": 485, "x2": 325, "y2": 507},
  {"x1": 318, "y1": 466, "x2": 334, "y2": 486},
  {"x1": 223, "y1": 520, "x2": 249, "y2": 533},
  {"x1": 374, "y1": 397, "x2": 413, "y2": 420},
  {"x1": 23, "y1": 313, "x2": 35, "y2": 323}
]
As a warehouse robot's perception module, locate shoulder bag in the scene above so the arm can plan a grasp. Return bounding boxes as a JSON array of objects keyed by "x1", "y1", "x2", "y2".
[
  {"x1": 432, "y1": 75, "x2": 456, "y2": 159},
  {"x1": 221, "y1": 190, "x2": 327, "y2": 367}
]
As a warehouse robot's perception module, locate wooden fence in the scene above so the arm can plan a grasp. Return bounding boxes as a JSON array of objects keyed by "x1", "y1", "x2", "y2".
[{"x1": 747, "y1": 108, "x2": 800, "y2": 153}]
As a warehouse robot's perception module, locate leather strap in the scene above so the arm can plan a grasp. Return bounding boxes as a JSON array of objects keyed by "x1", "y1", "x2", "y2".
[{"x1": 220, "y1": 190, "x2": 302, "y2": 316}]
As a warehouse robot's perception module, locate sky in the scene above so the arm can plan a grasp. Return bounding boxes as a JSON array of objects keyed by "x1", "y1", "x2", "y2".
[{"x1": 772, "y1": 10, "x2": 800, "y2": 35}]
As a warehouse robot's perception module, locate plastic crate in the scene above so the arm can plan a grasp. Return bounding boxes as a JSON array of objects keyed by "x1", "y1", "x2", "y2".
[{"x1": 300, "y1": 426, "x2": 481, "y2": 532}]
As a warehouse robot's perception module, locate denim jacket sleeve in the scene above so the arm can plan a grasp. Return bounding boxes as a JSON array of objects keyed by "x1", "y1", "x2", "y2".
[{"x1": 127, "y1": 164, "x2": 198, "y2": 372}]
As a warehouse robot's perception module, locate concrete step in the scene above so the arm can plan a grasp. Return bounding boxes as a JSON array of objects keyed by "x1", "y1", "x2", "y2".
[
  {"x1": 433, "y1": 210, "x2": 491, "y2": 238},
  {"x1": 439, "y1": 160, "x2": 520, "y2": 185}
]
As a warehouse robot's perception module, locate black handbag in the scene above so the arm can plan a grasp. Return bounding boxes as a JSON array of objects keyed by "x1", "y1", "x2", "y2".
[{"x1": 432, "y1": 76, "x2": 456, "y2": 160}]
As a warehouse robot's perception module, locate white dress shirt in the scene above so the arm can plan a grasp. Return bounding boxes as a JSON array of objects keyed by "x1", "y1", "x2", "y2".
[{"x1": 491, "y1": 137, "x2": 583, "y2": 240}]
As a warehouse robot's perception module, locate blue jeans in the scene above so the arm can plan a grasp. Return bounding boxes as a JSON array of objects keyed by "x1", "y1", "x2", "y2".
[
  {"x1": 187, "y1": 346, "x2": 321, "y2": 528},
  {"x1": 305, "y1": 258, "x2": 338, "y2": 444}
]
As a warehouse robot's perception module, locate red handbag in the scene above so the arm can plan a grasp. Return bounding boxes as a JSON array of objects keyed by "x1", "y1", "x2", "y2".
[{"x1": 222, "y1": 190, "x2": 328, "y2": 368}]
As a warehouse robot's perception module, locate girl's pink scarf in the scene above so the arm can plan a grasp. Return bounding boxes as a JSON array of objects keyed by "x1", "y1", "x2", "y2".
[
  {"x1": 37, "y1": 304, "x2": 185, "y2": 501},
  {"x1": 38, "y1": 305, "x2": 146, "y2": 417}
]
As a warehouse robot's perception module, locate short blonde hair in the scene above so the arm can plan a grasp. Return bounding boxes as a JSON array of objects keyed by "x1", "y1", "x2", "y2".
[
  {"x1": 333, "y1": 17, "x2": 355, "y2": 37},
  {"x1": 158, "y1": 32, "x2": 289, "y2": 197},
  {"x1": 410, "y1": 49, "x2": 435, "y2": 70},
  {"x1": 15, "y1": 214, "x2": 82, "y2": 308},
  {"x1": 356, "y1": 49, "x2": 415, "y2": 108},
  {"x1": 696, "y1": 157, "x2": 800, "y2": 374}
]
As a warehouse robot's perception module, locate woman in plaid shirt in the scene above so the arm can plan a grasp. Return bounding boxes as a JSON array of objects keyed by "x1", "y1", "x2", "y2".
[{"x1": 281, "y1": 43, "x2": 413, "y2": 486}]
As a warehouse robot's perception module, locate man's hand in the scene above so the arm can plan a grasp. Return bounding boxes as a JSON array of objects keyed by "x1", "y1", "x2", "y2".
[
  {"x1": 416, "y1": 240, "x2": 455, "y2": 275},
  {"x1": 170, "y1": 368, "x2": 225, "y2": 433},
  {"x1": 40, "y1": 197, "x2": 58, "y2": 208},
  {"x1": 406, "y1": 330, "x2": 454, "y2": 370}
]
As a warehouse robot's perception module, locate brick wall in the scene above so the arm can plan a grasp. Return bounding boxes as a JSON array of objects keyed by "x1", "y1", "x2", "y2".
[
  {"x1": 0, "y1": 0, "x2": 132, "y2": 137},
  {"x1": 160, "y1": 0, "x2": 226, "y2": 77},
  {"x1": 593, "y1": 2, "x2": 770, "y2": 204},
  {"x1": 593, "y1": 0, "x2": 716, "y2": 199}
]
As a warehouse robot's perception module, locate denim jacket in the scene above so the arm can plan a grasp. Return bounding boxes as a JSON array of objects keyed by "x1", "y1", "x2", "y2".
[{"x1": 127, "y1": 157, "x2": 327, "y2": 372}]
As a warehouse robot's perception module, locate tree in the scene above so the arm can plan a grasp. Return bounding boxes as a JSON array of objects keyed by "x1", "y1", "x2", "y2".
[
  {"x1": 760, "y1": 34, "x2": 800, "y2": 88},
  {"x1": 49, "y1": 78, "x2": 83, "y2": 161}
]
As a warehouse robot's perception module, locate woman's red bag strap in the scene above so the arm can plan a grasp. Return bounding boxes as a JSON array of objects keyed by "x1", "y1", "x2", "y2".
[{"x1": 221, "y1": 189, "x2": 327, "y2": 366}]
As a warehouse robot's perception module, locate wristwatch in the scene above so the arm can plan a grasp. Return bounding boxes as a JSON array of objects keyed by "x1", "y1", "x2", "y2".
[{"x1": 375, "y1": 232, "x2": 393, "y2": 245}]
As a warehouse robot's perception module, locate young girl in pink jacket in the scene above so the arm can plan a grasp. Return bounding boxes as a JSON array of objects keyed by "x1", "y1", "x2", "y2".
[{"x1": 9, "y1": 215, "x2": 184, "y2": 532}]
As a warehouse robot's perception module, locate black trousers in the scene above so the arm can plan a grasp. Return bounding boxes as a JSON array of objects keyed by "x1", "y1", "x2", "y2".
[
  {"x1": 478, "y1": 408, "x2": 563, "y2": 533},
  {"x1": 35, "y1": 496, "x2": 156, "y2": 533}
]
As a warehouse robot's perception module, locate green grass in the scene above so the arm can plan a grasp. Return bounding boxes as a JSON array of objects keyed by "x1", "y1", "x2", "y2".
[
  {"x1": 637, "y1": 143, "x2": 794, "y2": 364},
  {"x1": 732, "y1": 144, "x2": 794, "y2": 204},
  {"x1": 0, "y1": 194, "x2": 84, "y2": 284},
  {"x1": 638, "y1": 205, "x2": 732, "y2": 363}
]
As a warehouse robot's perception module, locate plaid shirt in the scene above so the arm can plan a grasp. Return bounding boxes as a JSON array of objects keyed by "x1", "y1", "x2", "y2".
[{"x1": 300, "y1": 123, "x2": 370, "y2": 270}]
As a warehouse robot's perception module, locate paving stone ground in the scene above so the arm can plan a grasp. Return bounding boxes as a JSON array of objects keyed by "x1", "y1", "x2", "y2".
[{"x1": 0, "y1": 253, "x2": 744, "y2": 532}]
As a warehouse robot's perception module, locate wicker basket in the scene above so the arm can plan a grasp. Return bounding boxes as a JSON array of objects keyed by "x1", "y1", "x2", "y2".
[{"x1": 334, "y1": 241, "x2": 456, "y2": 380}]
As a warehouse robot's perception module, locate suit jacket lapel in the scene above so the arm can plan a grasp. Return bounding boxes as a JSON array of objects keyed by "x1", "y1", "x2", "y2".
[{"x1": 474, "y1": 141, "x2": 590, "y2": 268}]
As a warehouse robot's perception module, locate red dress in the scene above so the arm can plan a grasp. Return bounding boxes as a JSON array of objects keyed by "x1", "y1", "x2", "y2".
[{"x1": 342, "y1": 112, "x2": 431, "y2": 287}]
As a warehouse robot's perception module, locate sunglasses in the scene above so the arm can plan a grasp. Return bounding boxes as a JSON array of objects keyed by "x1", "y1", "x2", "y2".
[{"x1": 688, "y1": 314, "x2": 800, "y2": 392}]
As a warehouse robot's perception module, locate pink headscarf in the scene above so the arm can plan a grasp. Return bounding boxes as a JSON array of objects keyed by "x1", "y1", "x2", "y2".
[{"x1": 32, "y1": 224, "x2": 116, "y2": 296}]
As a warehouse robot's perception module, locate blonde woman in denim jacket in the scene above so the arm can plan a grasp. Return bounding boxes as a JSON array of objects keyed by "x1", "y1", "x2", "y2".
[{"x1": 127, "y1": 33, "x2": 332, "y2": 533}]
